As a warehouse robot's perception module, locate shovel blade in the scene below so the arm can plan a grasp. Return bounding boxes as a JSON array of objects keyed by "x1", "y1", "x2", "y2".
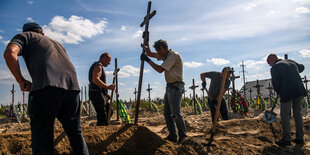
[{"x1": 263, "y1": 111, "x2": 277, "y2": 123}]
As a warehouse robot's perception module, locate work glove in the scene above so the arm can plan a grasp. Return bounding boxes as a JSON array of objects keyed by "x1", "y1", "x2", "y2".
[
  {"x1": 140, "y1": 53, "x2": 151, "y2": 63},
  {"x1": 202, "y1": 81, "x2": 206, "y2": 88}
]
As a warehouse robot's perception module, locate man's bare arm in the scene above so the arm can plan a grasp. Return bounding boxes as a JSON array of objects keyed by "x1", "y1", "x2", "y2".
[
  {"x1": 92, "y1": 65, "x2": 115, "y2": 90},
  {"x1": 3, "y1": 44, "x2": 31, "y2": 91}
]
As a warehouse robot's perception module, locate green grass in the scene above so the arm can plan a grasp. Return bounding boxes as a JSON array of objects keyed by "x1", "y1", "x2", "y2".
[{"x1": 0, "y1": 114, "x2": 5, "y2": 119}]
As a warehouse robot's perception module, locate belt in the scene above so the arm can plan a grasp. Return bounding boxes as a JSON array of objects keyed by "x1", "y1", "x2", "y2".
[
  {"x1": 167, "y1": 81, "x2": 184, "y2": 86},
  {"x1": 89, "y1": 89, "x2": 101, "y2": 91}
]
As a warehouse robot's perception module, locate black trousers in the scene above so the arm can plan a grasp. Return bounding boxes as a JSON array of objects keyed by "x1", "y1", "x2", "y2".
[
  {"x1": 89, "y1": 91, "x2": 110, "y2": 126},
  {"x1": 28, "y1": 86, "x2": 88, "y2": 155},
  {"x1": 208, "y1": 98, "x2": 229, "y2": 123}
]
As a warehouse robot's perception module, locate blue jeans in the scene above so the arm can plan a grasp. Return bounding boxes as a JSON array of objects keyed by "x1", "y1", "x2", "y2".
[
  {"x1": 28, "y1": 86, "x2": 89, "y2": 155},
  {"x1": 164, "y1": 83, "x2": 187, "y2": 140}
]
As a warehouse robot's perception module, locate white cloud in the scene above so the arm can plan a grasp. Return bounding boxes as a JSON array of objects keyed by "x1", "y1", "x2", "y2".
[
  {"x1": 121, "y1": 25, "x2": 127, "y2": 31},
  {"x1": 184, "y1": 61, "x2": 203, "y2": 68},
  {"x1": 299, "y1": 49, "x2": 310, "y2": 57},
  {"x1": 0, "y1": 35, "x2": 10, "y2": 46},
  {"x1": 295, "y1": 7, "x2": 310, "y2": 15},
  {"x1": 133, "y1": 30, "x2": 143, "y2": 38},
  {"x1": 106, "y1": 65, "x2": 150, "y2": 78},
  {"x1": 206, "y1": 58, "x2": 230, "y2": 66},
  {"x1": 292, "y1": 0, "x2": 310, "y2": 4},
  {"x1": 43, "y1": 15, "x2": 107, "y2": 44},
  {"x1": 28, "y1": 1, "x2": 34, "y2": 4},
  {"x1": 2, "y1": 40, "x2": 10, "y2": 46},
  {"x1": 243, "y1": 60, "x2": 266, "y2": 70},
  {"x1": 26, "y1": 17, "x2": 34, "y2": 22},
  {"x1": 244, "y1": 3, "x2": 257, "y2": 11}
]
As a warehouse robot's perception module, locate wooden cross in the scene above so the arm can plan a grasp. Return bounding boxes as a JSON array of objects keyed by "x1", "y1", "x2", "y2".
[
  {"x1": 134, "y1": 88, "x2": 138, "y2": 103},
  {"x1": 114, "y1": 58, "x2": 120, "y2": 121},
  {"x1": 10, "y1": 84, "x2": 15, "y2": 117},
  {"x1": 135, "y1": 1, "x2": 156, "y2": 124},
  {"x1": 230, "y1": 68, "x2": 240, "y2": 100},
  {"x1": 266, "y1": 83, "x2": 274, "y2": 107},
  {"x1": 253, "y1": 79, "x2": 263, "y2": 97},
  {"x1": 249, "y1": 88, "x2": 253, "y2": 99},
  {"x1": 189, "y1": 79, "x2": 199, "y2": 114},
  {"x1": 108, "y1": 58, "x2": 120, "y2": 123},
  {"x1": 303, "y1": 75, "x2": 309, "y2": 92},
  {"x1": 146, "y1": 84, "x2": 153, "y2": 109}
]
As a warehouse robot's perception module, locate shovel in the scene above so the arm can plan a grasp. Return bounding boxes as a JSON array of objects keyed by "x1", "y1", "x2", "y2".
[{"x1": 263, "y1": 95, "x2": 279, "y2": 124}]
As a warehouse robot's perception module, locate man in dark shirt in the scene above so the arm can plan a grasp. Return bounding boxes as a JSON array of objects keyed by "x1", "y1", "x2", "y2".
[
  {"x1": 88, "y1": 53, "x2": 115, "y2": 126},
  {"x1": 267, "y1": 54, "x2": 306, "y2": 147},
  {"x1": 200, "y1": 67, "x2": 232, "y2": 123},
  {"x1": 3, "y1": 22, "x2": 88, "y2": 154}
]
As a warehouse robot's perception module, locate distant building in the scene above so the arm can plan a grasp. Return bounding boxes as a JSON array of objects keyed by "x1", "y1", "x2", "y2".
[{"x1": 240, "y1": 79, "x2": 274, "y2": 99}]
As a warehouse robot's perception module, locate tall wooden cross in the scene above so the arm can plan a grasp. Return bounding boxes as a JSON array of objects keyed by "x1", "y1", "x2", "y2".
[
  {"x1": 115, "y1": 58, "x2": 120, "y2": 121},
  {"x1": 135, "y1": 1, "x2": 156, "y2": 124},
  {"x1": 253, "y1": 79, "x2": 263, "y2": 98},
  {"x1": 108, "y1": 58, "x2": 120, "y2": 123},
  {"x1": 146, "y1": 84, "x2": 153, "y2": 109},
  {"x1": 189, "y1": 79, "x2": 199, "y2": 114}
]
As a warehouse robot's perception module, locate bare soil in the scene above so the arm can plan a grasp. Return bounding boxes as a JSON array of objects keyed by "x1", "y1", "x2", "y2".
[{"x1": 0, "y1": 107, "x2": 309, "y2": 154}]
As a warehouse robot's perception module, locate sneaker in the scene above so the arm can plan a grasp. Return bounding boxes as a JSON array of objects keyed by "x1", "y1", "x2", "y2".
[
  {"x1": 275, "y1": 139, "x2": 291, "y2": 147},
  {"x1": 292, "y1": 139, "x2": 304, "y2": 145},
  {"x1": 164, "y1": 135, "x2": 177, "y2": 143}
]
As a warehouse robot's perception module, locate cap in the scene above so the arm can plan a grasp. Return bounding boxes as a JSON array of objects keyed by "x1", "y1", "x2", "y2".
[
  {"x1": 222, "y1": 66, "x2": 234, "y2": 73},
  {"x1": 22, "y1": 22, "x2": 42, "y2": 32}
]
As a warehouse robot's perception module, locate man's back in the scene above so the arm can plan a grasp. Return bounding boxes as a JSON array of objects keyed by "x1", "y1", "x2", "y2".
[
  {"x1": 10, "y1": 31, "x2": 79, "y2": 91},
  {"x1": 271, "y1": 59, "x2": 306, "y2": 102}
]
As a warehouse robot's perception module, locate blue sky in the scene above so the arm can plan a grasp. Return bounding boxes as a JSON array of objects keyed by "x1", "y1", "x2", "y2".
[{"x1": 0, "y1": 0, "x2": 310, "y2": 105}]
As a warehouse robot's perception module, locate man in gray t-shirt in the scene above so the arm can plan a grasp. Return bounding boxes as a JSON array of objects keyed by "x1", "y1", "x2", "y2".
[
  {"x1": 200, "y1": 67, "x2": 232, "y2": 123},
  {"x1": 3, "y1": 22, "x2": 88, "y2": 154}
]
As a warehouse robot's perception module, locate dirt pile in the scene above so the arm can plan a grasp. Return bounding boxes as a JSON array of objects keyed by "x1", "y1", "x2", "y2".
[{"x1": 0, "y1": 107, "x2": 309, "y2": 154}]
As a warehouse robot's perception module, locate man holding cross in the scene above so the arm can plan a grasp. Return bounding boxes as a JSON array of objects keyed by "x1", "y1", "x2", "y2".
[
  {"x1": 267, "y1": 53, "x2": 306, "y2": 147},
  {"x1": 88, "y1": 52, "x2": 115, "y2": 126},
  {"x1": 200, "y1": 67, "x2": 232, "y2": 123},
  {"x1": 141, "y1": 39, "x2": 187, "y2": 143}
]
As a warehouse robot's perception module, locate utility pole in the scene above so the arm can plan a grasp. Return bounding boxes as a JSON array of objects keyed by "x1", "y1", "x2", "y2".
[
  {"x1": 240, "y1": 61, "x2": 247, "y2": 98},
  {"x1": 146, "y1": 84, "x2": 153, "y2": 109},
  {"x1": 189, "y1": 79, "x2": 199, "y2": 114}
]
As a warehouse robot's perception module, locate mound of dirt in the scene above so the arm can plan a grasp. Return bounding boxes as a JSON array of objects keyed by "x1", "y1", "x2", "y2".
[{"x1": 0, "y1": 107, "x2": 310, "y2": 154}]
